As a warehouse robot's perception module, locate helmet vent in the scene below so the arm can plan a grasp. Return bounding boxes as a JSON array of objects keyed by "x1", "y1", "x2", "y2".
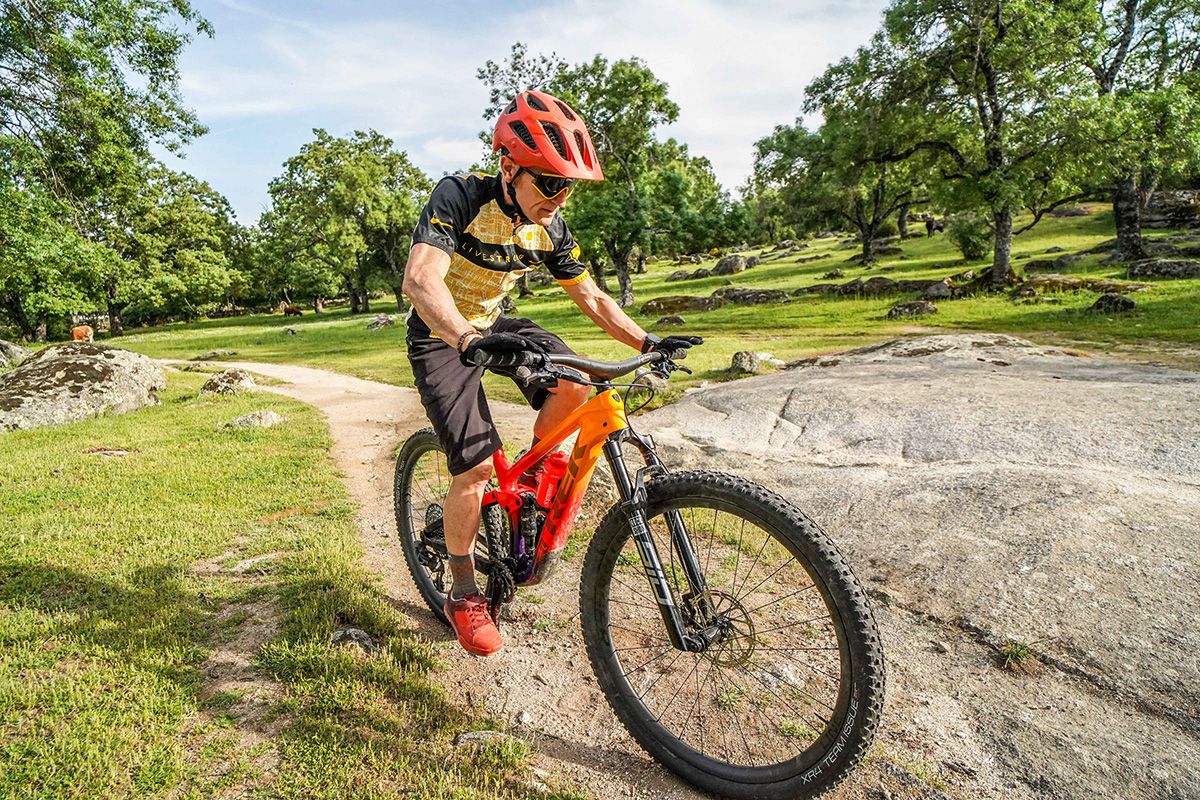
[
  {"x1": 508, "y1": 120, "x2": 538, "y2": 151},
  {"x1": 574, "y1": 131, "x2": 591, "y2": 166},
  {"x1": 554, "y1": 100, "x2": 577, "y2": 121},
  {"x1": 540, "y1": 121, "x2": 569, "y2": 159},
  {"x1": 504, "y1": 100, "x2": 517, "y2": 115},
  {"x1": 525, "y1": 93, "x2": 549, "y2": 111}
]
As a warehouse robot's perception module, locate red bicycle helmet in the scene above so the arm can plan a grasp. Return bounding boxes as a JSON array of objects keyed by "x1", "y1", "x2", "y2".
[{"x1": 493, "y1": 90, "x2": 605, "y2": 181}]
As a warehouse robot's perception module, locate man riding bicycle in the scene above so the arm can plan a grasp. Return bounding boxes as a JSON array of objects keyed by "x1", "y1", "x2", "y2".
[{"x1": 401, "y1": 90, "x2": 701, "y2": 656}]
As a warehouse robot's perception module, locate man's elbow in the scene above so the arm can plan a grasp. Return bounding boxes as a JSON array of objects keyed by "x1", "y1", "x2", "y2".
[{"x1": 401, "y1": 270, "x2": 419, "y2": 298}]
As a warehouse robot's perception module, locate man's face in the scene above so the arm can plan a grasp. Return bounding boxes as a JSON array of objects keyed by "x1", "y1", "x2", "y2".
[{"x1": 501, "y1": 156, "x2": 570, "y2": 226}]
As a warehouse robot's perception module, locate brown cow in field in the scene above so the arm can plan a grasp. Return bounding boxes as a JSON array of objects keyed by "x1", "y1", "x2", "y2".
[
  {"x1": 283, "y1": 305, "x2": 303, "y2": 317},
  {"x1": 71, "y1": 325, "x2": 94, "y2": 342}
]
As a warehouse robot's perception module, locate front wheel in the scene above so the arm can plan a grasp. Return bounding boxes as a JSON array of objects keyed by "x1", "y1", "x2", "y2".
[{"x1": 580, "y1": 471, "x2": 884, "y2": 799}]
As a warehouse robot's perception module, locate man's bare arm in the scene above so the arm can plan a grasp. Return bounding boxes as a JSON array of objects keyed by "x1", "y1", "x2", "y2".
[
  {"x1": 562, "y1": 277, "x2": 648, "y2": 350},
  {"x1": 401, "y1": 243, "x2": 480, "y2": 348}
]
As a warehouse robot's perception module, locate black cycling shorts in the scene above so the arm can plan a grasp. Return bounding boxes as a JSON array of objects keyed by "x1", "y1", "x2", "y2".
[{"x1": 406, "y1": 314, "x2": 577, "y2": 475}]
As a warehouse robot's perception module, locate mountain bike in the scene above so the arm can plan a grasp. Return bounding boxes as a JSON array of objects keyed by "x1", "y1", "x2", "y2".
[{"x1": 393, "y1": 348, "x2": 884, "y2": 799}]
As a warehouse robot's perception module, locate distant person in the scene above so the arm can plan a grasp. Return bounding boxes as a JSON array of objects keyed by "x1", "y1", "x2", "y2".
[
  {"x1": 71, "y1": 325, "x2": 94, "y2": 342},
  {"x1": 401, "y1": 90, "x2": 702, "y2": 655}
]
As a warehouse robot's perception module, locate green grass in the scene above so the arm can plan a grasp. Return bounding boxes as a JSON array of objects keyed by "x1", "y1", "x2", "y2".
[
  {"x1": 0, "y1": 373, "x2": 584, "y2": 799},
  {"x1": 105, "y1": 206, "x2": 1199, "y2": 407}
]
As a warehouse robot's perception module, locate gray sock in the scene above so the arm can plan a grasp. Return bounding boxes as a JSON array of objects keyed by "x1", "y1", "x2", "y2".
[{"x1": 448, "y1": 552, "x2": 479, "y2": 600}]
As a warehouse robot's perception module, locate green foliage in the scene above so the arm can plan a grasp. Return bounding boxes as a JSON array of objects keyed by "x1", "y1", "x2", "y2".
[
  {"x1": 0, "y1": 0, "x2": 209, "y2": 200},
  {"x1": 946, "y1": 213, "x2": 993, "y2": 261},
  {"x1": 876, "y1": 219, "x2": 900, "y2": 239},
  {"x1": 756, "y1": 46, "x2": 929, "y2": 262},
  {"x1": 263, "y1": 129, "x2": 430, "y2": 313},
  {"x1": 867, "y1": 0, "x2": 1106, "y2": 283}
]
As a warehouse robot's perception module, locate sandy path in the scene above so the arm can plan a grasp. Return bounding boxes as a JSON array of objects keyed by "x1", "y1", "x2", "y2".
[{"x1": 181, "y1": 360, "x2": 707, "y2": 799}]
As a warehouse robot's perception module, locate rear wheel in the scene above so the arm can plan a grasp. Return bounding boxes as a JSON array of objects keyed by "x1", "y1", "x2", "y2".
[
  {"x1": 580, "y1": 470, "x2": 884, "y2": 799},
  {"x1": 394, "y1": 428, "x2": 506, "y2": 624}
]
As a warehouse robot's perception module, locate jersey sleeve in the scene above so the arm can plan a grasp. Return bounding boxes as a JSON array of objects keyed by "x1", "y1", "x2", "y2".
[
  {"x1": 411, "y1": 176, "x2": 471, "y2": 255},
  {"x1": 546, "y1": 221, "x2": 589, "y2": 286}
]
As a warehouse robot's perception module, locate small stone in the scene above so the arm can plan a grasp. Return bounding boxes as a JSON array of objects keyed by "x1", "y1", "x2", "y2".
[
  {"x1": 192, "y1": 349, "x2": 238, "y2": 361},
  {"x1": 730, "y1": 351, "x2": 766, "y2": 375},
  {"x1": 655, "y1": 315, "x2": 686, "y2": 326},
  {"x1": 516, "y1": 710, "x2": 532, "y2": 725},
  {"x1": 223, "y1": 410, "x2": 287, "y2": 429},
  {"x1": 366, "y1": 314, "x2": 395, "y2": 331},
  {"x1": 330, "y1": 627, "x2": 378, "y2": 654},
  {"x1": 453, "y1": 730, "x2": 514, "y2": 751},
  {"x1": 933, "y1": 640, "x2": 951, "y2": 654},
  {"x1": 886, "y1": 300, "x2": 938, "y2": 319},
  {"x1": 284, "y1": 327, "x2": 298, "y2": 335}
]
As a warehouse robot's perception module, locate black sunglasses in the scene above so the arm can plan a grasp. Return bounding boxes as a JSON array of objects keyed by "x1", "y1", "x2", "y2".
[{"x1": 517, "y1": 167, "x2": 576, "y2": 200}]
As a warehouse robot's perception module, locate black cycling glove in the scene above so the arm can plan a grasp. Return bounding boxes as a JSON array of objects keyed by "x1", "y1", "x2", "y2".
[
  {"x1": 642, "y1": 334, "x2": 704, "y2": 358},
  {"x1": 460, "y1": 332, "x2": 550, "y2": 368}
]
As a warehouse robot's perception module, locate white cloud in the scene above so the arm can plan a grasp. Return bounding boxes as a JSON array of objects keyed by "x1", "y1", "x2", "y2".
[{"x1": 177, "y1": 0, "x2": 887, "y2": 217}]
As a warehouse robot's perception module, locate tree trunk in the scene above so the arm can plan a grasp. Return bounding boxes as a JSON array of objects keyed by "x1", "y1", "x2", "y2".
[
  {"x1": 1138, "y1": 167, "x2": 1159, "y2": 214},
  {"x1": 606, "y1": 244, "x2": 635, "y2": 307},
  {"x1": 635, "y1": 253, "x2": 647, "y2": 274},
  {"x1": 517, "y1": 275, "x2": 534, "y2": 298},
  {"x1": 991, "y1": 205, "x2": 1015, "y2": 288},
  {"x1": 34, "y1": 314, "x2": 47, "y2": 343},
  {"x1": 860, "y1": 227, "x2": 876, "y2": 264},
  {"x1": 897, "y1": 201, "x2": 911, "y2": 239},
  {"x1": 313, "y1": 296, "x2": 325, "y2": 313},
  {"x1": 2, "y1": 294, "x2": 36, "y2": 341},
  {"x1": 1112, "y1": 171, "x2": 1148, "y2": 262},
  {"x1": 108, "y1": 302, "x2": 125, "y2": 337},
  {"x1": 391, "y1": 286, "x2": 408, "y2": 312},
  {"x1": 590, "y1": 259, "x2": 611, "y2": 294},
  {"x1": 358, "y1": 285, "x2": 370, "y2": 314}
]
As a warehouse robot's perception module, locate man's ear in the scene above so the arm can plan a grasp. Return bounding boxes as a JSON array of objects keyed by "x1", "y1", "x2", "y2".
[{"x1": 499, "y1": 155, "x2": 517, "y2": 181}]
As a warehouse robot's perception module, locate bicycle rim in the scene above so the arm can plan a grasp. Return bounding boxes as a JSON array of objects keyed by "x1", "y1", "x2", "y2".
[{"x1": 583, "y1": 473, "x2": 879, "y2": 791}]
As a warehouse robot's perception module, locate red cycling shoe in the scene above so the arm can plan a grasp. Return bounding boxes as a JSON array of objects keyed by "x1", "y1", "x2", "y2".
[{"x1": 444, "y1": 593, "x2": 503, "y2": 656}]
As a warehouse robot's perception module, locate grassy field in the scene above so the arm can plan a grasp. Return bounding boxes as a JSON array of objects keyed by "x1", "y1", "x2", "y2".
[
  {"x1": 109, "y1": 206, "x2": 1199, "y2": 406},
  {"x1": 0, "y1": 372, "x2": 582, "y2": 800}
]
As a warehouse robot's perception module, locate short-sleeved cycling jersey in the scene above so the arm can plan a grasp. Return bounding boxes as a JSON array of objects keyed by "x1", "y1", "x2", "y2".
[{"x1": 408, "y1": 172, "x2": 588, "y2": 333}]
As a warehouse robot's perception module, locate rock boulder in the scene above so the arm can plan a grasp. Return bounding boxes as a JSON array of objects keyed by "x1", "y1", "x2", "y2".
[
  {"x1": 0, "y1": 343, "x2": 166, "y2": 432},
  {"x1": 1126, "y1": 258, "x2": 1200, "y2": 279},
  {"x1": 711, "y1": 255, "x2": 748, "y2": 276},
  {"x1": 0, "y1": 340, "x2": 33, "y2": 370},
  {"x1": 639, "y1": 334, "x2": 1200, "y2": 799},
  {"x1": 886, "y1": 300, "x2": 938, "y2": 318},
  {"x1": 641, "y1": 295, "x2": 725, "y2": 315},
  {"x1": 201, "y1": 369, "x2": 256, "y2": 396}
]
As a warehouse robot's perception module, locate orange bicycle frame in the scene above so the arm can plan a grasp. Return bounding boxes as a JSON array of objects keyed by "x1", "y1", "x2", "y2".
[{"x1": 482, "y1": 388, "x2": 628, "y2": 577}]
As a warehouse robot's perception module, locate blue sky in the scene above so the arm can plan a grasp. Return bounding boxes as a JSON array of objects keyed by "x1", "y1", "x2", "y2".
[{"x1": 162, "y1": 0, "x2": 888, "y2": 222}]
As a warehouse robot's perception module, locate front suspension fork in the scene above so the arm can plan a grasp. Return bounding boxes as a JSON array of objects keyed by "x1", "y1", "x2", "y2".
[{"x1": 602, "y1": 435, "x2": 717, "y2": 652}]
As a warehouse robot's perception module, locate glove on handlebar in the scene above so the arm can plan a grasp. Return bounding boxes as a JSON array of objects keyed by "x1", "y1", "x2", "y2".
[
  {"x1": 460, "y1": 332, "x2": 550, "y2": 368},
  {"x1": 644, "y1": 334, "x2": 704, "y2": 358}
]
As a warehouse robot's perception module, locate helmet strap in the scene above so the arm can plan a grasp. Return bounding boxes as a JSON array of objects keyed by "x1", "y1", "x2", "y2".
[{"x1": 504, "y1": 172, "x2": 535, "y2": 225}]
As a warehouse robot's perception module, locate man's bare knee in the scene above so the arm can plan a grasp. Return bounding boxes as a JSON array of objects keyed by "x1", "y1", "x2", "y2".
[
  {"x1": 452, "y1": 459, "x2": 493, "y2": 489},
  {"x1": 549, "y1": 380, "x2": 589, "y2": 407}
]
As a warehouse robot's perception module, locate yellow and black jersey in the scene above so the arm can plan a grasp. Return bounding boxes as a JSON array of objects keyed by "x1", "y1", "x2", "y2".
[{"x1": 408, "y1": 172, "x2": 588, "y2": 333}]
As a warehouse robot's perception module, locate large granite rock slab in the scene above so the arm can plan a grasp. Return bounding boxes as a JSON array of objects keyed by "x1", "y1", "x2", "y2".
[
  {"x1": 642, "y1": 334, "x2": 1200, "y2": 798},
  {"x1": 0, "y1": 343, "x2": 166, "y2": 432}
]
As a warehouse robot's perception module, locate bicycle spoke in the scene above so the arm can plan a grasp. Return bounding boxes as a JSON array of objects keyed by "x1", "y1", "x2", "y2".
[
  {"x1": 734, "y1": 554, "x2": 799, "y2": 606},
  {"x1": 742, "y1": 583, "x2": 818, "y2": 616}
]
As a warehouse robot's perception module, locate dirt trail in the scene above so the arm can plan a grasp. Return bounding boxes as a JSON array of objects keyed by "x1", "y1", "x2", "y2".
[{"x1": 181, "y1": 360, "x2": 715, "y2": 799}]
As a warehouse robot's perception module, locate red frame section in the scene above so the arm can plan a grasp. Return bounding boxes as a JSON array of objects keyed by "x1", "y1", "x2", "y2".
[{"x1": 481, "y1": 389, "x2": 628, "y2": 569}]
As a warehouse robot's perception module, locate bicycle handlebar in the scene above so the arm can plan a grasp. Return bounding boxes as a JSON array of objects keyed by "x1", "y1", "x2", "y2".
[
  {"x1": 467, "y1": 348, "x2": 672, "y2": 381},
  {"x1": 545, "y1": 352, "x2": 663, "y2": 380}
]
